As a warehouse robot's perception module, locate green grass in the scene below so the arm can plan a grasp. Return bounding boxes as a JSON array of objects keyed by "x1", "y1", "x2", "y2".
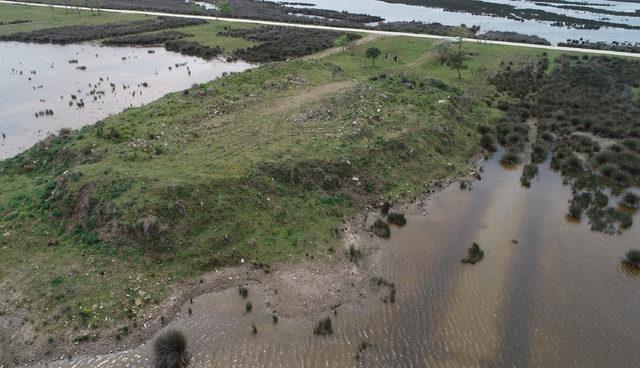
[
  {"x1": 178, "y1": 21, "x2": 258, "y2": 52},
  {"x1": 0, "y1": 3, "x2": 148, "y2": 35},
  {"x1": 0, "y1": 35, "x2": 558, "y2": 342}
]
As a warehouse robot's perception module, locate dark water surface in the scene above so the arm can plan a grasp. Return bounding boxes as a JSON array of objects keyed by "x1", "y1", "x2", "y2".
[
  {"x1": 34, "y1": 147, "x2": 640, "y2": 367},
  {"x1": 0, "y1": 41, "x2": 252, "y2": 160}
]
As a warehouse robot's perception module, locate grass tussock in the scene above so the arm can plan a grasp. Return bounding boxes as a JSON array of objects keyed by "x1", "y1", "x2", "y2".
[
  {"x1": 153, "y1": 329, "x2": 189, "y2": 368},
  {"x1": 461, "y1": 243, "x2": 484, "y2": 264},
  {"x1": 313, "y1": 317, "x2": 333, "y2": 336}
]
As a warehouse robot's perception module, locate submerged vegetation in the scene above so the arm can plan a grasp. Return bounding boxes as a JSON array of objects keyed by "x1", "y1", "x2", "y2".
[
  {"x1": 461, "y1": 243, "x2": 484, "y2": 264},
  {"x1": 489, "y1": 51, "x2": 640, "y2": 233},
  {"x1": 624, "y1": 249, "x2": 640, "y2": 268}
]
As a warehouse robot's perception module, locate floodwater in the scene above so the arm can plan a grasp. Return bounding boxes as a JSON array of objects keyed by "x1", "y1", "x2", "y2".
[
  {"x1": 0, "y1": 42, "x2": 252, "y2": 160},
  {"x1": 268, "y1": 0, "x2": 640, "y2": 44},
  {"x1": 34, "y1": 146, "x2": 640, "y2": 367}
]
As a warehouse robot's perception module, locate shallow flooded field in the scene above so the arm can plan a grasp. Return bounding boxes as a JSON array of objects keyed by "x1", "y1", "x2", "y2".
[
  {"x1": 34, "y1": 147, "x2": 640, "y2": 367},
  {"x1": 266, "y1": 0, "x2": 640, "y2": 44},
  {"x1": 0, "y1": 41, "x2": 252, "y2": 159}
]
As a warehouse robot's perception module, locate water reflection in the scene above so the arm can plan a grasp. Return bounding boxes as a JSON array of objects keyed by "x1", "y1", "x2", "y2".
[
  {"x1": 34, "y1": 144, "x2": 640, "y2": 367},
  {"x1": 0, "y1": 42, "x2": 252, "y2": 160},
  {"x1": 265, "y1": 0, "x2": 640, "y2": 44}
]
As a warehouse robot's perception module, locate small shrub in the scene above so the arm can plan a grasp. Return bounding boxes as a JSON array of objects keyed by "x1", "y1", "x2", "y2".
[
  {"x1": 480, "y1": 133, "x2": 497, "y2": 151},
  {"x1": 245, "y1": 302, "x2": 252, "y2": 313},
  {"x1": 153, "y1": 329, "x2": 189, "y2": 368},
  {"x1": 372, "y1": 218, "x2": 390, "y2": 238},
  {"x1": 593, "y1": 191, "x2": 609, "y2": 208},
  {"x1": 521, "y1": 163, "x2": 538, "y2": 187},
  {"x1": 624, "y1": 249, "x2": 640, "y2": 267},
  {"x1": 238, "y1": 286, "x2": 248, "y2": 298},
  {"x1": 501, "y1": 148, "x2": 520, "y2": 165},
  {"x1": 620, "y1": 192, "x2": 640, "y2": 209},
  {"x1": 387, "y1": 212, "x2": 407, "y2": 226},
  {"x1": 313, "y1": 317, "x2": 333, "y2": 335},
  {"x1": 380, "y1": 201, "x2": 392, "y2": 215},
  {"x1": 568, "y1": 202, "x2": 582, "y2": 220},
  {"x1": 461, "y1": 243, "x2": 484, "y2": 264}
]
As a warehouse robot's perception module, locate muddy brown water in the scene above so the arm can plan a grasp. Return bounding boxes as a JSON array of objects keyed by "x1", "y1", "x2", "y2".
[
  {"x1": 32, "y1": 148, "x2": 640, "y2": 367},
  {"x1": 0, "y1": 41, "x2": 253, "y2": 160}
]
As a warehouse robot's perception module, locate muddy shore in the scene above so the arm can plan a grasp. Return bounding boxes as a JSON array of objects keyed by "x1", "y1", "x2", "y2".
[{"x1": 2, "y1": 162, "x2": 479, "y2": 367}]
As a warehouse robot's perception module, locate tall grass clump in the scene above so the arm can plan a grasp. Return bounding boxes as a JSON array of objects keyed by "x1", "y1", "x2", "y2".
[
  {"x1": 624, "y1": 249, "x2": 640, "y2": 267},
  {"x1": 153, "y1": 329, "x2": 189, "y2": 368}
]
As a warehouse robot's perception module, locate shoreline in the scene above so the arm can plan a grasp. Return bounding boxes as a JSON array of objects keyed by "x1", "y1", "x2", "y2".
[{"x1": 8, "y1": 155, "x2": 483, "y2": 367}]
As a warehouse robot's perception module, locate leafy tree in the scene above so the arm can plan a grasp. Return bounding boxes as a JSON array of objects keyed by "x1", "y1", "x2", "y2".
[
  {"x1": 433, "y1": 39, "x2": 469, "y2": 79},
  {"x1": 218, "y1": 0, "x2": 232, "y2": 17},
  {"x1": 446, "y1": 40, "x2": 469, "y2": 79},
  {"x1": 365, "y1": 47, "x2": 381, "y2": 66},
  {"x1": 432, "y1": 41, "x2": 452, "y2": 64}
]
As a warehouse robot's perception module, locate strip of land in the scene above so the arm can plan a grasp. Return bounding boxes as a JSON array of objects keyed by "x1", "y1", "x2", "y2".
[{"x1": 1, "y1": 0, "x2": 640, "y2": 58}]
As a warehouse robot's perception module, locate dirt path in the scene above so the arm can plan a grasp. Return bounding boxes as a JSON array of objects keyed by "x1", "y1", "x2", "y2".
[
  {"x1": 267, "y1": 80, "x2": 355, "y2": 113},
  {"x1": 301, "y1": 34, "x2": 381, "y2": 61}
]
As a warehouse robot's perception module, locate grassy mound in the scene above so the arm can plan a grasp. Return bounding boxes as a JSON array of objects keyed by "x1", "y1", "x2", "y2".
[{"x1": 0, "y1": 36, "x2": 542, "y2": 346}]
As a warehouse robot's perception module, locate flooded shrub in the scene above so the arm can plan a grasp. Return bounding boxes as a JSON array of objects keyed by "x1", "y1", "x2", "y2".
[
  {"x1": 500, "y1": 148, "x2": 521, "y2": 165},
  {"x1": 153, "y1": 329, "x2": 189, "y2": 368},
  {"x1": 372, "y1": 218, "x2": 390, "y2": 238},
  {"x1": 313, "y1": 317, "x2": 333, "y2": 335},
  {"x1": 620, "y1": 192, "x2": 640, "y2": 209},
  {"x1": 480, "y1": 133, "x2": 497, "y2": 151},
  {"x1": 624, "y1": 250, "x2": 640, "y2": 267},
  {"x1": 380, "y1": 201, "x2": 392, "y2": 216},
  {"x1": 461, "y1": 243, "x2": 484, "y2": 264},
  {"x1": 520, "y1": 163, "x2": 538, "y2": 187},
  {"x1": 238, "y1": 286, "x2": 248, "y2": 298},
  {"x1": 387, "y1": 212, "x2": 407, "y2": 226},
  {"x1": 568, "y1": 202, "x2": 583, "y2": 220},
  {"x1": 593, "y1": 191, "x2": 609, "y2": 208}
]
